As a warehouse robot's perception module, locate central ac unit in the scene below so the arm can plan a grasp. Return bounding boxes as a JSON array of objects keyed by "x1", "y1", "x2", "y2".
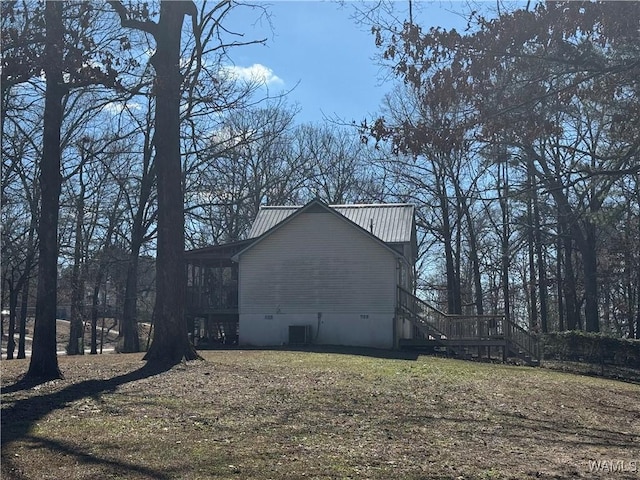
[{"x1": 289, "y1": 325, "x2": 312, "y2": 345}]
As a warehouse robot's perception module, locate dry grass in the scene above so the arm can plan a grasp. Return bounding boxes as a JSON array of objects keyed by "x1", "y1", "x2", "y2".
[{"x1": 2, "y1": 349, "x2": 639, "y2": 479}]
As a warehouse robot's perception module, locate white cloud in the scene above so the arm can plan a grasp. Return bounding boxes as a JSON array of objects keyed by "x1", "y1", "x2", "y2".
[
  {"x1": 102, "y1": 101, "x2": 142, "y2": 114},
  {"x1": 221, "y1": 63, "x2": 284, "y2": 87}
]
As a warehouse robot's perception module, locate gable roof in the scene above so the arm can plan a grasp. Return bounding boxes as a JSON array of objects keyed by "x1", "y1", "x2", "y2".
[
  {"x1": 248, "y1": 202, "x2": 415, "y2": 244},
  {"x1": 184, "y1": 238, "x2": 253, "y2": 265},
  {"x1": 232, "y1": 198, "x2": 412, "y2": 263}
]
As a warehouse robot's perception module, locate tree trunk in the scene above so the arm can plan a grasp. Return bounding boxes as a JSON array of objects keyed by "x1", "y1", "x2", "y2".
[
  {"x1": 454, "y1": 199, "x2": 463, "y2": 313},
  {"x1": 533, "y1": 195, "x2": 548, "y2": 332},
  {"x1": 89, "y1": 249, "x2": 113, "y2": 355},
  {"x1": 27, "y1": 0, "x2": 64, "y2": 380},
  {"x1": 583, "y1": 219, "x2": 600, "y2": 332},
  {"x1": 18, "y1": 280, "x2": 29, "y2": 359},
  {"x1": 120, "y1": 134, "x2": 153, "y2": 353},
  {"x1": 451, "y1": 173, "x2": 483, "y2": 315},
  {"x1": 90, "y1": 276, "x2": 102, "y2": 354},
  {"x1": 501, "y1": 220, "x2": 511, "y2": 324},
  {"x1": 563, "y1": 231, "x2": 579, "y2": 331},
  {"x1": 527, "y1": 193, "x2": 538, "y2": 331},
  {"x1": 6, "y1": 281, "x2": 18, "y2": 360},
  {"x1": 499, "y1": 160, "x2": 511, "y2": 324},
  {"x1": 438, "y1": 174, "x2": 461, "y2": 314},
  {"x1": 635, "y1": 175, "x2": 640, "y2": 339},
  {"x1": 143, "y1": 0, "x2": 199, "y2": 365},
  {"x1": 548, "y1": 182, "x2": 584, "y2": 332},
  {"x1": 120, "y1": 249, "x2": 141, "y2": 353},
  {"x1": 544, "y1": 171, "x2": 599, "y2": 332},
  {"x1": 556, "y1": 218, "x2": 565, "y2": 331},
  {"x1": 463, "y1": 204, "x2": 484, "y2": 315},
  {"x1": 18, "y1": 214, "x2": 37, "y2": 359},
  {"x1": 68, "y1": 173, "x2": 86, "y2": 355}
]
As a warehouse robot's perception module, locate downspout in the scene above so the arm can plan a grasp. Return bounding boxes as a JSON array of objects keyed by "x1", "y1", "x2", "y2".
[
  {"x1": 315, "y1": 311, "x2": 322, "y2": 344},
  {"x1": 395, "y1": 258, "x2": 403, "y2": 348}
]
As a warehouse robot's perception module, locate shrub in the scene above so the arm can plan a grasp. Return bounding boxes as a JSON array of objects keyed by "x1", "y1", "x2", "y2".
[{"x1": 541, "y1": 331, "x2": 640, "y2": 367}]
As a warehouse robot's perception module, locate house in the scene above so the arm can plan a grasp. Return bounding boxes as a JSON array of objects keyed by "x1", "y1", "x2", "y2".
[
  {"x1": 185, "y1": 198, "x2": 540, "y2": 364},
  {"x1": 233, "y1": 198, "x2": 417, "y2": 349},
  {"x1": 185, "y1": 198, "x2": 417, "y2": 349}
]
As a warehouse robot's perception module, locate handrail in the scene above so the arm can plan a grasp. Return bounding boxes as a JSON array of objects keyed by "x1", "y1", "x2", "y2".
[
  {"x1": 397, "y1": 286, "x2": 539, "y2": 362},
  {"x1": 398, "y1": 286, "x2": 448, "y2": 317},
  {"x1": 506, "y1": 319, "x2": 540, "y2": 361},
  {"x1": 398, "y1": 286, "x2": 504, "y2": 320},
  {"x1": 397, "y1": 286, "x2": 449, "y2": 338}
]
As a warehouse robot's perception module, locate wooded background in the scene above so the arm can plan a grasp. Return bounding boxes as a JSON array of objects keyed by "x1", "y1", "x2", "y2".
[{"x1": 2, "y1": 1, "x2": 638, "y2": 377}]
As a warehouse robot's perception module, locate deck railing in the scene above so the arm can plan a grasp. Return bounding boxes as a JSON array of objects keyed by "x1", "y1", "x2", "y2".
[
  {"x1": 186, "y1": 285, "x2": 238, "y2": 312},
  {"x1": 397, "y1": 286, "x2": 539, "y2": 362},
  {"x1": 506, "y1": 319, "x2": 540, "y2": 361}
]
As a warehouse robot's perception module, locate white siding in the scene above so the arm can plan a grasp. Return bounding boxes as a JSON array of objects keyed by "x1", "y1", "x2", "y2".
[
  {"x1": 240, "y1": 313, "x2": 393, "y2": 349},
  {"x1": 238, "y1": 211, "x2": 397, "y2": 348}
]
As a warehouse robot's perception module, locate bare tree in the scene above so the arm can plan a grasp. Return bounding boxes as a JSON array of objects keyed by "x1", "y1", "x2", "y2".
[
  {"x1": 185, "y1": 101, "x2": 308, "y2": 245},
  {"x1": 109, "y1": 0, "x2": 204, "y2": 364},
  {"x1": 27, "y1": 1, "x2": 66, "y2": 378}
]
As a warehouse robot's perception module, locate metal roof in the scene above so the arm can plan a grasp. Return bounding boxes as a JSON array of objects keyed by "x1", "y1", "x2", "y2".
[{"x1": 248, "y1": 203, "x2": 415, "y2": 244}]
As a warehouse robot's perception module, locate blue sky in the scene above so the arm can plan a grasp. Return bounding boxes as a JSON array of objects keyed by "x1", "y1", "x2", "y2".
[{"x1": 224, "y1": 1, "x2": 470, "y2": 124}]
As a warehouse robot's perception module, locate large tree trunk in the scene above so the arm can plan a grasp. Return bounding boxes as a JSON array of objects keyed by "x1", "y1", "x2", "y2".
[
  {"x1": 27, "y1": 1, "x2": 64, "y2": 380},
  {"x1": 143, "y1": 1, "x2": 199, "y2": 365}
]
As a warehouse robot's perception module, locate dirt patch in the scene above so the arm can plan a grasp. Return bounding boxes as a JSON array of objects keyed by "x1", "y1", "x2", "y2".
[{"x1": 2, "y1": 351, "x2": 639, "y2": 479}]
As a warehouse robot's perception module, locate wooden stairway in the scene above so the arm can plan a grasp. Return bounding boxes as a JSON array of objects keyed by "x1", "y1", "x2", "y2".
[{"x1": 397, "y1": 286, "x2": 540, "y2": 366}]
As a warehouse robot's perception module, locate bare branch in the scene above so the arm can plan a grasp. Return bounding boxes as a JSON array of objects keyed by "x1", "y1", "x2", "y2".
[{"x1": 107, "y1": 1, "x2": 158, "y2": 36}]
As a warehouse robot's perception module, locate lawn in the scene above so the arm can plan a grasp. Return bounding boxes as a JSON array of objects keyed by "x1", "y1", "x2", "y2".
[{"x1": 2, "y1": 349, "x2": 639, "y2": 479}]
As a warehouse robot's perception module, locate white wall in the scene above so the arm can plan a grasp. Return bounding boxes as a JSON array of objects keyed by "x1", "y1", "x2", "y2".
[
  {"x1": 240, "y1": 313, "x2": 394, "y2": 349},
  {"x1": 238, "y1": 211, "x2": 397, "y2": 348}
]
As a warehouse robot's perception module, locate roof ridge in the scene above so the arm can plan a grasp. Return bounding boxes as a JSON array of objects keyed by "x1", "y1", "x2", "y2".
[
  {"x1": 260, "y1": 203, "x2": 414, "y2": 209},
  {"x1": 259, "y1": 205, "x2": 302, "y2": 209},
  {"x1": 251, "y1": 200, "x2": 415, "y2": 244},
  {"x1": 331, "y1": 204, "x2": 413, "y2": 208}
]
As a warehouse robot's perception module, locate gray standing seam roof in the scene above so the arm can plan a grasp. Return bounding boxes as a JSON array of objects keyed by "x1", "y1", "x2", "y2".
[{"x1": 248, "y1": 204, "x2": 415, "y2": 244}]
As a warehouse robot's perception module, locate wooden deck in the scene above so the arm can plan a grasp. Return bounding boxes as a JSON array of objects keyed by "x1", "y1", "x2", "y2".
[
  {"x1": 185, "y1": 242, "x2": 249, "y2": 345},
  {"x1": 397, "y1": 286, "x2": 540, "y2": 365}
]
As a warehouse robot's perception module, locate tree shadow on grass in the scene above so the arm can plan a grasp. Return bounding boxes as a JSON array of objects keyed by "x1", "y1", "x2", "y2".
[
  {"x1": 3, "y1": 436, "x2": 173, "y2": 480},
  {"x1": 1, "y1": 362, "x2": 174, "y2": 479}
]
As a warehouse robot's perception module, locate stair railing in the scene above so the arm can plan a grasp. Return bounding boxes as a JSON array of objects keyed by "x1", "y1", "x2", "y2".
[
  {"x1": 397, "y1": 286, "x2": 539, "y2": 362},
  {"x1": 505, "y1": 319, "x2": 540, "y2": 361}
]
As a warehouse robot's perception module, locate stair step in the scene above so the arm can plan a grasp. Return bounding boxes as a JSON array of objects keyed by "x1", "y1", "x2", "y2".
[{"x1": 399, "y1": 286, "x2": 539, "y2": 366}]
